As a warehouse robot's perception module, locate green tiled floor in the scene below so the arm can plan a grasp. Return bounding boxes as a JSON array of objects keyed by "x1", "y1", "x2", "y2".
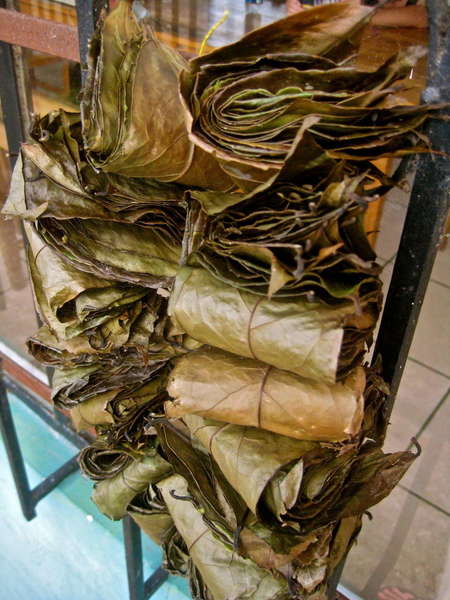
[{"x1": 0, "y1": 392, "x2": 189, "y2": 600}]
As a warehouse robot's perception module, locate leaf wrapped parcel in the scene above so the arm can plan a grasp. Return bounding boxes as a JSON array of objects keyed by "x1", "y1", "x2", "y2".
[
  {"x1": 52, "y1": 359, "x2": 167, "y2": 408},
  {"x1": 91, "y1": 447, "x2": 172, "y2": 520},
  {"x1": 71, "y1": 372, "x2": 168, "y2": 432},
  {"x1": 181, "y1": 2, "x2": 437, "y2": 192},
  {"x1": 184, "y1": 414, "x2": 324, "y2": 517},
  {"x1": 127, "y1": 484, "x2": 174, "y2": 545},
  {"x1": 183, "y1": 415, "x2": 416, "y2": 534},
  {"x1": 24, "y1": 215, "x2": 181, "y2": 364},
  {"x1": 3, "y1": 119, "x2": 185, "y2": 289},
  {"x1": 25, "y1": 222, "x2": 154, "y2": 351},
  {"x1": 167, "y1": 348, "x2": 365, "y2": 441},
  {"x1": 190, "y1": 173, "x2": 382, "y2": 300},
  {"x1": 81, "y1": 0, "x2": 233, "y2": 190},
  {"x1": 169, "y1": 267, "x2": 378, "y2": 383},
  {"x1": 158, "y1": 474, "x2": 289, "y2": 600},
  {"x1": 24, "y1": 110, "x2": 189, "y2": 218}
]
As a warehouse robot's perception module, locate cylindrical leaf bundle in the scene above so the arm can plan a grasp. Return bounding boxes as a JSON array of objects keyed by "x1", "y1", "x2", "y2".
[
  {"x1": 169, "y1": 266, "x2": 378, "y2": 383},
  {"x1": 167, "y1": 348, "x2": 365, "y2": 441}
]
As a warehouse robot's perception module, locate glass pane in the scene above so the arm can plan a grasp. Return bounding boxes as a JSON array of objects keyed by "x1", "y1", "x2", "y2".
[
  {"x1": 26, "y1": 49, "x2": 80, "y2": 111},
  {"x1": 17, "y1": 0, "x2": 77, "y2": 26},
  {"x1": 143, "y1": 0, "x2": 289, "y2": 54},
  {"x1": 0, "y1": 47, "x2": 79, "y2": 366},
  {"x1": 0, "y1": 138, "x2": 41, "y2": 364}
]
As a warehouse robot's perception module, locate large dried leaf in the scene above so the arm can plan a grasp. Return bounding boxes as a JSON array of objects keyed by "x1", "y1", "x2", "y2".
[
  {"x1": 159, "y1": 474, "x2": 289, "y2": 600},
  {"x1": 189, "y1": 2, "x2": 373, "y2": 68},
  {"x1": 168, "y1": 348, "x2": 365, "y2": 441},
  {"x1": 36, "y1": 215, "x2": 181, "y2": 288},
  {"x1": 181, "y1": 1, "x2": 437, "y2": 192},
  {"x1": 169, "y1": 267, "x2": 377, "y2": 383},
  {"x1": 189, "y1": 173, "x2": 382, "y2": 300},
  {"x1": 3, "y1": 133, "x2": 185, "y2": 289},
  {"x1": 286, "y1": 443, "x2": 417, "y2": 531},
  {"x1": 52, "y1": 360, "x2": 166, "y2": 408},
  {"x1": 3, "y1": 110, "x2": 188, "y2": 226},
  {"x1": 71, "y1": 390, "x2": 116, "y2": 431},
  {"x1": 128, "y1": 484, "x2": 174, "y2": 544},
  {"x1": 130, "y1": 510, "x2": 174, "y2": 546},
  {"x1": 155, "y1": 421, "x2": 236, "y2": 542},
  {"x1": 163, "y1": 527, "x2": 190, "y2": 577},
  {"x1": 92, "y1": 447, "x2": 172, "y2": 520},
  {"x1": 81, "y1": 0, "x2": 232, "y2": 190},
  {"x1": 330, "y1": 444, "x2": 418, "y2": 520},
  {"x1": 25, "y1": 221, "x2": 153, "y2": 350},
  {"x1": 71, "y1": 373, "x2": 167, "y2": 432},
  {"x1": 78, "y1": 443, "x2": 134, "y2": 480},
  {"x1": 27, "y1": 318, "x2": 184, "y2": 368},
  {"x1": 184, "y1": 414, "x2": 318, "y2": 516}
]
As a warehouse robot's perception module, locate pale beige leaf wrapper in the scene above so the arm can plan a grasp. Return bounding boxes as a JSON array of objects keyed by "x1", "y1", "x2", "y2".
[
  {"x1": 158, "y1": 474, "x2": 288, "y2": 600},
  {"x1": 168, "y1": 267, "x2": 374, "y2": 384},
  {"x1": 167, "y1": 348, "x2": 365, "y2": 441}
]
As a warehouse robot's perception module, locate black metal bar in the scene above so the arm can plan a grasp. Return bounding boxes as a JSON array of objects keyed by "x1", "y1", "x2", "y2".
[
  {"x1": 75, "y1": 0, "x2": 108, "y2": 67},
  {"x1": 328, "y1": 1, "x2": 449, "y2": 597},
  {"x1": 0, "y1": 374, "x2": 36, "y2": 520},
  {"x1": 0, "y1": 40, "x2": 24, "y2": 167},
  {"x1": 123, "y1": 516, "x2": 169, "y2": 600},
  {"x1": 0, "y1": 368, "x2": 83, "y2": 521},
  {"x1": 123, "y1": 516, "x2": 145, "y2": 600},
  {"x1": 3, "y1": 373, "x2": 89, "y2": 450},
  {"x1": 31, "y1": 454, "x2": 80, "y2": 505},
  {"x1": 144, "y1": 567, "x2": 169, "y2": 598},
  {"x1": 371, "y1": 0, "x2": 450, "y2": 430}
]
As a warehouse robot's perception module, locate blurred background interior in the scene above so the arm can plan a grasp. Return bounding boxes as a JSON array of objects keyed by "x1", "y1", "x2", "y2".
[{"x1": 0, "y1": 2, "x2": 448, "y2": 600}]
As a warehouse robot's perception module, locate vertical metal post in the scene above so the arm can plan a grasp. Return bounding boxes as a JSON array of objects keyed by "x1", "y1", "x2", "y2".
[
  {"x1": 0, "y1": 41, "x2": 24, "y2": 167},
  {"x1": 123, "y1": 516, "x2": 145, "y2": 600},
  {"x1": 0, "y1": 367, "x2": 81, "y2": 520},
  {"x1": 75, "y1": 0, "x2": 108, "y2": 66},
  {"x1": 328, "y1": 0, "x2": 449, "y2": 597},
  {"x1": 0, "y1": 372, "x2": 36, "y2": 520},
  {"x1": 122, "y1": 516, "x2": 168, "y2": 600},
  {"x1": 372, "y1": 0, "x2": 450, "y2": 429}
]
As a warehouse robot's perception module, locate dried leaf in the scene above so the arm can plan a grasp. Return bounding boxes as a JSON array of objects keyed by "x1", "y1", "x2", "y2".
[{"x1": 168, "y1": 348, "x2": 365, "y2": 441}]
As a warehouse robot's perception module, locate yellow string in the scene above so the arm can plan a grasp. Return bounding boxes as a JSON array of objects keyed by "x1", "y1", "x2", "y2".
[{"x1": 199, "y1": 10, "x2": 230, "y2": 56}]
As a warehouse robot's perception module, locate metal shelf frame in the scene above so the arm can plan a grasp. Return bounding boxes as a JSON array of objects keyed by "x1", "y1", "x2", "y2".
[
  {"x1": 0, "y1": 364, "x2": 169, "y2": 600},
  {"x1": 0, "y1": 1, "x2": 448, "y2": 599}
]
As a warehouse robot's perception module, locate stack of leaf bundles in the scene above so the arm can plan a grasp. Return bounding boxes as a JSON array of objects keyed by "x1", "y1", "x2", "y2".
[{"x1": 2, "y1": 1, "x2": 440, "y2": 598}]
